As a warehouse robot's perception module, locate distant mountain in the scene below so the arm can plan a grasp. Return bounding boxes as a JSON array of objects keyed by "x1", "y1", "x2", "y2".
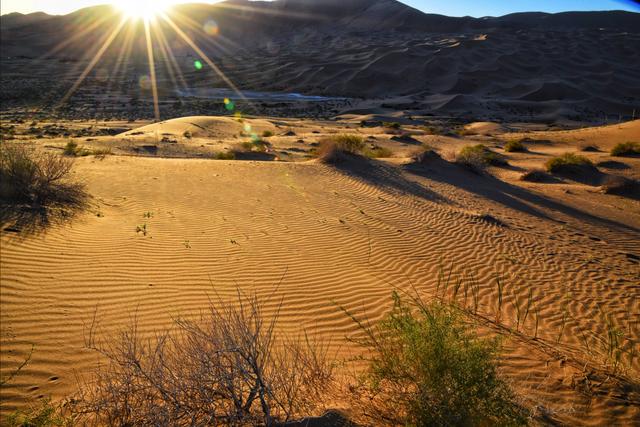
[
  {"x1": 0, "y1": 11, "x2": 54, "y2": 29},
  {"x1": 2, "y1": 0, "x2": 639, "y2": 59},
  {"x1": 1, "y1": 0, "x2": 639, "y2": 121}
]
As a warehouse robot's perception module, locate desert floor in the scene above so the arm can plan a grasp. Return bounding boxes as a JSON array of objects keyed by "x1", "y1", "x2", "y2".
[{"x1": 1, "y1": 117, "x2": 639, "y2": 425}]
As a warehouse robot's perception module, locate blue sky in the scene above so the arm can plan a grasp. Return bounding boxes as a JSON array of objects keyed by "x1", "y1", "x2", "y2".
[
  {"x1": 403, "y1": 0, "x2": 640, "y2": 16},
  {"x1": 1, "y1": 0, "x2": 639, "y2": 16}
]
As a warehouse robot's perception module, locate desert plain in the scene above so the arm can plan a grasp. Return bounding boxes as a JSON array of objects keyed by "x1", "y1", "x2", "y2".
[{"x1": 1, "y1": 1, "x2": 640, "y2": 425}]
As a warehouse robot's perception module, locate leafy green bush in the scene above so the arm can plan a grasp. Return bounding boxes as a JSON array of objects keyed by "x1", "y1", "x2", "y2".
[
  {"x1": 610, "y1": 142, "x2": 640, "y2": 157},
  {"x1": 504, "y1": 140, "x2": 526, "y2": 153},
  {"x1": 262, "y1": 130, "x2": 274, "y2": 138},
  {"x1": 545, "y1": 153, "x2": 594, "y2": 173},
  {"x1": 346, "y1": 294, "x2": 527, "y2": 426}
]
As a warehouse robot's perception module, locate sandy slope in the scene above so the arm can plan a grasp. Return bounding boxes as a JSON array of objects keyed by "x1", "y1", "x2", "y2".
[{"x1": 1, "y1": 120, "x2": 639, "y2": 423}]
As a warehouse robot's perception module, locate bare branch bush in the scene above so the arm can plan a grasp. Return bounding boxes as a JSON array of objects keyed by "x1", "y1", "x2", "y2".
[
  {"x1": 71, "y1": 292, "x2": 335, "y2": 426},
  {"x1": 0, "y1": 143, "x2": 86, "y2": 207}
]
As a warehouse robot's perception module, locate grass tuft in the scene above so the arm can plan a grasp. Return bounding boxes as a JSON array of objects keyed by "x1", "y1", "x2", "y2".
[
  {"x1": 316, "y1": 134, "x2": 365, "y2": 164},
  {"x1": 455, "y1": 144, "x2": 507, "y2": 172},
  {"x1": 545, "y1": 153, "x2": 594, "y2": 173},
  {"x1": 610, "y1": 142, "x2": 640, "y2": 157},
  {"x1": 504, "y1": 140, "x2": 527, "y2": 153}
]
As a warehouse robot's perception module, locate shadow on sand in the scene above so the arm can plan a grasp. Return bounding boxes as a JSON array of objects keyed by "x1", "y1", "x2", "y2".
[
  {"x1": 404, "y1": 158, "x2": 640, "y2": 235},
  {"x1": 328, "y1": 155, "x2": 450, "y2": 204},
  {"x1": 1, "y1": 196, "x2": 88, "y2": 238}
]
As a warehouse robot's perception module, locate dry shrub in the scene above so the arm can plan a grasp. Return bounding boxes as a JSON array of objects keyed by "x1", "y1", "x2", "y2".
[
  {"x1": 412, "y1": 147, "x2": 442, "y2": 164},
  {"x1": 504, "y1": 140, "x2": 527, "y2": 153},
  {"x1": 317, "y1": 134, "x2": 365, "y2": 164},
  {"x1": 520, "y1": 169, "x2": 551, "y2": 182},
  {"x1": 72, "y1": 292, "x2": 335, "y2": 426},
  {"x1": 0, "y1": 143, "x2": 86, "y2": 206},
  {"x1": 455, "y1": 144, "x2": 507, "y2": 173}
]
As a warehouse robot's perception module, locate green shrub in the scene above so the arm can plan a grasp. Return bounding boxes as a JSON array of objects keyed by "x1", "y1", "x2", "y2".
[
  {"x1": 6, "y1": 399, "x2": 73, "y2": 427},
  {"x1": 504, "y1": 140, "x2": 526, "y2": 153},
  {"x1": 456, "y1": 144, "x2": 507, "y2": 171},
  {"x1": 545, "y1": 153, "x2": 594, "y2": 173},
  {"x1": 364, "y1": 145, "x2": 393, "y2": 158},
  {"x1": 346, "y1": 293, "x2": 527, "y2": 426},
  {"x1": 63, "y1": 141, "x2": 79, "y2": 156},
  {"x1": 383, "y1": 122, "x2": 401, "y2": 130},
  {"x1": 610, "y1": 142, "x2": 640, "y2": 157},
  {"x1": 213, "y1": 151, "x2": 236, "y2": 160},
  {"x1": 262, "y1": 130, "x2": 274, "y2": 138},
  {"x1": 238, "y1": 140, "x2": 267, "y2": 153}
]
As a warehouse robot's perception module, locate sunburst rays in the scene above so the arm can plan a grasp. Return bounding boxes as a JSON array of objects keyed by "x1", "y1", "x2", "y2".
[{"x1": 53, "y1": 0, "x2": 323, "y2": 120}]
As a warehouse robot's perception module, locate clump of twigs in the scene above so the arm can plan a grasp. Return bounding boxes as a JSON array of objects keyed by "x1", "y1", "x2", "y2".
[{"x1": 72, "y1": 291, "x2": 335, "y2": 426}]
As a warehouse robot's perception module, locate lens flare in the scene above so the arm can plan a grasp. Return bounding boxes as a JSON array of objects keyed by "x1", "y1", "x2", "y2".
[{"x1": 203, "y1": 20, "x2": 220, "y2": 36}]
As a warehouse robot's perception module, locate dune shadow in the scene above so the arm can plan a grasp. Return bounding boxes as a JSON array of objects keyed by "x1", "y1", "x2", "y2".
[
  {"x1": 0, "y1": 202, "x2": 85, "y2": 238},
  {"x1": 405, "y1": 161, "x2": 640, "y2": 234},
  {"x1": 329, "y1": 156, "x2": 449, "y2": 204},
  {"x1": 1, "y1": 188, "x2": 88, "y2": 238},
  {"x1": 597, "y1": 160, "x2": 631, "y2": 170}
]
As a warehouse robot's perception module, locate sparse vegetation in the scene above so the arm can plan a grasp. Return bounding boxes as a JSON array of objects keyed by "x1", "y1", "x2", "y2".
[
  {"x1": 455, "y1": 144, "x2": 507, "y2": 172},
  {"x1": 0, "y1": 143, "x2": 86, "y2": 206},
  {"x1": 237, "y1": 140, "x2": 267, "y2": 153},
  {"x1": 72, "y1": 292, "x2": 335, "y2": 425},
  {"x1": 412, "y1": 146, "x2": 442, "y2": 164},
  {"x1": 383, "y1": 122, "x2": 401, "y2": 130},
  {"x1": 214, "y1": 151, "x2": 236, "y2": 160},
  {"x1": 63, "y1": 140, "x2": 79, "y2": 156},
  {"x1": 520, "y1": 169, "x2": 551, "y2": 182},
  {"x1": 344, "y1": 293, "x2": 527, "y2": 426},
  {"x1": 504, "y1": 140, "x2": 527, "y2": 153},
  {"x1": 545, "y1": 153, "x2": 594, "y2": 173},
  {"x1": 316, "y1": 134, "x2": 365, "y2": 163},
  {"x1": 262, "y1": 130, "x2": 274, "y2": 138},
  {"x1": 6, "y1": 399, "x2": 73, "y2": 427},
  {"x1": 610, "y1": 142, "x2": 640, "y2": 157},
  {"x1": 363, "y1": 145, "x2": 393, "y2": 158}
]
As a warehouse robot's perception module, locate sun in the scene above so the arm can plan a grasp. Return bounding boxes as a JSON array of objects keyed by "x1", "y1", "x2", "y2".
[{"x1": 114, "y1": 0, "x2": 173, "y2": 20}]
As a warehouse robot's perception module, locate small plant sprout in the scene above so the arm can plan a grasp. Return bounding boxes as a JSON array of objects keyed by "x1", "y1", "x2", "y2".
[{"x1": 136, "y1": 224, "x2": 148, "y2": 236}]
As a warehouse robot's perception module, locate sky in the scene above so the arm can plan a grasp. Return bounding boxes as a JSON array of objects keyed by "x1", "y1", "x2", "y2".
[{"x1": 1, "y1": 0, "x2": 639, "y2": 17}]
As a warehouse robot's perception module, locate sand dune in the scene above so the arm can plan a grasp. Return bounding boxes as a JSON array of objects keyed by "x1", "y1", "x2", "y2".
[
  {"x1": 1, "y1": 3, "x2": 638, "y2": 121},
  {"x1": 1, "y1": 118, "x2": 639, "y2": 424}
]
